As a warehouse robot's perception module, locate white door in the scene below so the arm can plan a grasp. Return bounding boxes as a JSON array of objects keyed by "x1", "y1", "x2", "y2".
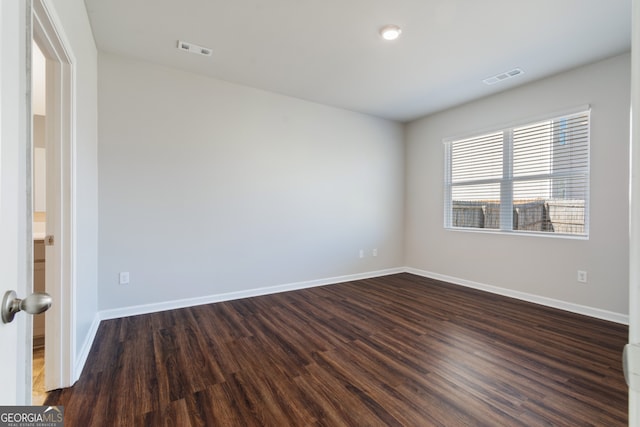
[
  {"x1": 0, "y1": 0, "x2": 33, "y2": 405},
  {"x1": 630, "y1": 0, "x2": 640, "y2": 425}
]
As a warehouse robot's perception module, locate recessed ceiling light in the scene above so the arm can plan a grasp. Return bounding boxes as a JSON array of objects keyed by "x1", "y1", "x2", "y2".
[{"x1": 379, "y1": 25, "x2": 402, "y2": 41}]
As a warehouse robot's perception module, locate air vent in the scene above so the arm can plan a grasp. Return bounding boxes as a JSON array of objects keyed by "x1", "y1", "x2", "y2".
[
  {"x1": 177, "y1": 40, "x2": 212, "y2": 57},
  {"x1": 482, "y1": 68, "x2": 524, "y2": 85}
]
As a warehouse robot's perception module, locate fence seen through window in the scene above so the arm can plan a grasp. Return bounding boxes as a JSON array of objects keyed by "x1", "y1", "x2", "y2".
[{"x1": 444, "y1": 110, "x2": 590, "y2": 237}]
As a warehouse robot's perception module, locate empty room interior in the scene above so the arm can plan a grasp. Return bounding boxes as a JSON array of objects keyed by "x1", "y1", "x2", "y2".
[{"x1": 27, "y1": 0, "x2": 637, "y2": 425}]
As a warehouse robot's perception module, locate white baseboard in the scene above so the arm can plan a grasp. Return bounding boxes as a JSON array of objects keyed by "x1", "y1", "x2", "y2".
[
  {"x1": 98, "y1": 267, "x2": 404, "y2": 321},
  {"x1": 405, "y1": 267, "x2": 629, "y2": 325},
  {"x1": 79, "y1": 268, "x2": 396, "y2": 380},
  {"x1": 96, "y1": 266, "x2": 629, "y2": 324},
  {"x1": 74, "y1": 266, "x2": 626, "y2": 381},
  {"x1": 73, "y1": 312, "x2": 102, "y2": 382}
]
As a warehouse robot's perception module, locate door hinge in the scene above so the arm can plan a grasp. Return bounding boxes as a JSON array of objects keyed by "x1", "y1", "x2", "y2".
[{"x1": 45, "y1": 235, "x2": 54, "y2": 246}]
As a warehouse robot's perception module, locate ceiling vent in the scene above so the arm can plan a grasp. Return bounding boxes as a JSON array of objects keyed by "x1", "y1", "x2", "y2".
[
  {"x1": 177, "y1": 40, "x2": 212, "y2": 57},
  {"x1": 482, "y1": 68, "x2": 524, "y2": 85}
]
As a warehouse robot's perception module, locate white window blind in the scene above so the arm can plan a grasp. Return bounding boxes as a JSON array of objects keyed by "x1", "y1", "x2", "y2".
[{"x1": 444, "y1": 110, "x2": 590, "y2": 237}]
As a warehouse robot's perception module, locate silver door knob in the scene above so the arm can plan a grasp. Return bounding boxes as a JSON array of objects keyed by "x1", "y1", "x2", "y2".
[{"x1": 1, "y1": 290, "x2": 52, "y2": 324}]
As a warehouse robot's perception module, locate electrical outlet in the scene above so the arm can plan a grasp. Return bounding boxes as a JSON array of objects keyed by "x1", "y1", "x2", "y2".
[
  {"x1": 119, "y1": 272, "x2": 130, "y2": 285},
  {"x1": 577, "y1": 270, "x2": 587, "y2": 283},
  {"x1": 372, "y1": 248, "x2": 378, "y2": 257},
  {"x1": 359, "y1": 249, "x2": 364, "y2": 259}
]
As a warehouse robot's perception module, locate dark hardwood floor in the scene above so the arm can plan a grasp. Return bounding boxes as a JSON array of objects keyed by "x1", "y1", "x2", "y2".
[{"x1": 45, "y1": 273, "x2": 628, "y2": 426}]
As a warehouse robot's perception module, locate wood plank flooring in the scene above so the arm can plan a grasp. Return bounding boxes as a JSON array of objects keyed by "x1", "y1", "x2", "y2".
[
  {"x1": 45, "y1": 273, "x2": 628, "y2": 426},
  {"x1": 32, "y1": 346, "x2": 47, "y2": 405}
]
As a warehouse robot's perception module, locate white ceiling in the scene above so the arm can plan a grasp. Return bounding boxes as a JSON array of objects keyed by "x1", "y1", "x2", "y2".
[{"x1": 83, "y1": 0, "x2": 631, "y2": 122}]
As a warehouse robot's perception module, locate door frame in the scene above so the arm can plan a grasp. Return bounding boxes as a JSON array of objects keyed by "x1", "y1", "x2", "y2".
[
  {"x1": 32, "y1": 0, "x2": 76, "y2": 390},
  {"x1": 630, "y1": 0, "x2": 640, "y2": 423}
]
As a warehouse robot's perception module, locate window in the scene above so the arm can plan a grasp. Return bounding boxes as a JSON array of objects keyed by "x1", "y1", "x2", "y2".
[{"x1": 444, "y1": 109, "x2": 590, "y2": 237}]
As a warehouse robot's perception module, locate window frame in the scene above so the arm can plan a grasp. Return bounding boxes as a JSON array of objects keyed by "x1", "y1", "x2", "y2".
[{"x1": 443, "y1": 107, "x2": 590, "y2": 239}]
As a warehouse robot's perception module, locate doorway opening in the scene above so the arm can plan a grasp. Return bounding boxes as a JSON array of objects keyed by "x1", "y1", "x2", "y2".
[
  {"x1": 31, "y1": 39, "x2": 48, "y2": 405},
  {"x1": 31, "y1": 0, "x2": 76, "y2": 401}
]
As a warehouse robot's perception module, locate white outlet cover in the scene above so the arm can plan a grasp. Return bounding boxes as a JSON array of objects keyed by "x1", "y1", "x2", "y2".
[
  {"x1": 119, "y1": 272, "x2": 130, "y2": 285},
  {"x1": 577, "y1": 270, "x2": 587, "y2": 283}
]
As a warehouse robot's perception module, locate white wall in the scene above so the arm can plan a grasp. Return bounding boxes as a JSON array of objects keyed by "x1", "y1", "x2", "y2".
[
  {"x1": 97, "y1": 53, "x2": 404, "y2": 311},
  {"x1": 405, "y1": 53, "x2": 631, "y2": 317},
  {"x1": 46, "y1": 0, "x2": 99, "y2": 360},
  {"x1": 33, "y1": 115, "x2": 45, "y2": 213}
]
